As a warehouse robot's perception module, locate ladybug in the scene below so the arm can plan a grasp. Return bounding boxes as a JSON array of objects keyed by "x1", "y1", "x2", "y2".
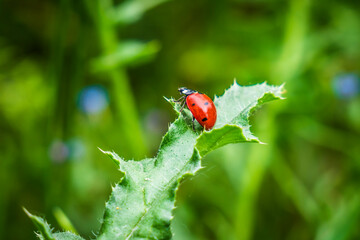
[{"x1": 176, "y1": 87, "x2": 217, "y2": 130}]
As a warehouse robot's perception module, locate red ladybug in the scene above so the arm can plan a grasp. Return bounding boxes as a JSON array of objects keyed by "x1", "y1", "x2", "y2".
[{"x1": 176, "y1": 87, "x2": 217, "y2": 130}]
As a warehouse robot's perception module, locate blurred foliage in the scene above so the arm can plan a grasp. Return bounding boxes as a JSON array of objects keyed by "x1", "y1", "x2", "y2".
[{"x1": 0, "y1": 0, "x2": 359, "y2": 239}]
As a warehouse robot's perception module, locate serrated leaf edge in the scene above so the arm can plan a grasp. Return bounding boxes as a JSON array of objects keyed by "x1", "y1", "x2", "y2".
[
  {"x1": 98, "y1": 139, "x2": 202, "y2": 239},
  {"x1": 23, "y1": 207, "x2": 56, "y2": 240}
]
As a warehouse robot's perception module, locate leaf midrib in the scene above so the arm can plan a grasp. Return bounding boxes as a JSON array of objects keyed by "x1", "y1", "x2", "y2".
[{"x1": 124, "y1": 140, "x2": 199, "y2": 239}]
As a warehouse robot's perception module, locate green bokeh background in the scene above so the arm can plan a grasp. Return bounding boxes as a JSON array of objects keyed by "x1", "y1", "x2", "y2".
[{"x1": 1, "y1": 0, "x2": 360, "y2": 239}]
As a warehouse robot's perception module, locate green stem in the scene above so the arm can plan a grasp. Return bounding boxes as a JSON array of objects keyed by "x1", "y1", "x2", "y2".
[
  {"x1": 235, "y1": 0, "x2": 312, "y2": 239},
  {"x1": 234, "y1": 112, "x2": 275, "y2": 240},
  {"x1": 268, "y1": 0, "x2": 320, "y2": 223},
  {"x1": 272, "y1": 0, "x2": 310, "y2": 82},
  {"x1": 271, "y1": 152, "x2": 321, "y2": 223},
  {"x1": 45, "y1": 0, "x2": 71, "y2": 213},
  {"x1": 87, "y1": 0, "x2": 147, "y2": 158},
  {"x1": 53, "y1": 207, "x2": 78, "y2": 234}
]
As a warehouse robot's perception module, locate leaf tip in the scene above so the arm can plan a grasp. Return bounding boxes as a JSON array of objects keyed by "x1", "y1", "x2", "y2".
[
  {"x1": 23, "y1": 208, "x2": 57, "y2": 240},
  {"x1": 23, "y1": 207, "x2": 32, "y2": 218},
  {"x1": 164, "y1": 96, "x2": 183, "y2": 114},
  {"x1": 99, "y1": 148, "x2": 122, "y2": 167},
  {"x1": 279, "y1": 83, "x2": 287, "y2": 98},
  {"x1": 98, "y1": 147, "x2": 106, "y2": 154},
  {"x1": 163, "y1": 96, "x2": 172, "y2": 102},
  {"x1": 233, "y1": 78, "x2": 238, "y2": 86}
]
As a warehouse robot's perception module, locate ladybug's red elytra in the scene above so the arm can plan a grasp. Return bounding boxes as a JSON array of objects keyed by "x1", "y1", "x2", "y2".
[{"x1": 176, "y1": 87, "x2": 217, "y2": 130}]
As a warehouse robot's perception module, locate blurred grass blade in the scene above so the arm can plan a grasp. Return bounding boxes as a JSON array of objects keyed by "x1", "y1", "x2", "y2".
[
  {"x1": 87, "y1": 0, "x2": 149, "y2": 158},
  {"x1": 294, "y1": 117, "x2": 360, "y2": 160},
  {"x1": 53, "y1": 207, "x2": 78, "y2": 234},
  {"x1": 271, "y1": 155, "x2": 321, "y2": 223},
  {"x1": 91, "y1": 40, "x2": 161, "y2": 72},
  {"x1": 271, "y1": 0, "x2": 310, "y2": 82},
  {"x1": 315, "y1": 195, "x2": 360, "y2": 240},
  {"x1": 111, "y1": 0, "x2": 170, "y2": 25}
]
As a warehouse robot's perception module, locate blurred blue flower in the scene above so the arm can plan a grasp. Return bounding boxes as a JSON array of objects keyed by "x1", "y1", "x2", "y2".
[
  {"x1": 49, "y1": 140, "x2": 69, "y2": 164},
  {"x1": 332, "y1": 73, "x2": 360, "y2": 99},
  {"x1": 144, "y1": 109, "x2": 169, "y2": 133},
  {"x1": 78, "y1": 85, "x2": 109, "y2": 114},
  {"x1": 67, "y1": 138, "x2": 86, "y2": 160}
]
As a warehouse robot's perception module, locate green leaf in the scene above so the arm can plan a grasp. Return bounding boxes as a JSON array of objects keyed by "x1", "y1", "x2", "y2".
[
  {"x1": 111, "y1": 0, "x2": 170, "y2": 25},
  {"x1": 24, "y1": 208, "x2": 85, "y2": 240},
  {"x1": 91, "y1": 41, "x2": 161, "y2": 72},
  {"x1": 197, "y1": 82, "x2": 284, "y2": 156},
  {"x1": 26, "y1": 81, "x2": 284, "y2": 239},
  {"x1": 97, "y1": 81, "x2": 284, "y2": 239},
  {"x1": 24, "y1": 208, "x2": 56, "y2": 240},
  {"x1": 98, "y1": 119, "x2": 201, "y2": 240},
  {"x1": 52, "y1": 232, "x2": 85, "y2": 240}
]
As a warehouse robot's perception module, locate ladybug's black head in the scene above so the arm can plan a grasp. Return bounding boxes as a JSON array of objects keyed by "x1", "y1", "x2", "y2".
[{"x1": 178, "y1": 87, "x2": 197, "y2": 96}]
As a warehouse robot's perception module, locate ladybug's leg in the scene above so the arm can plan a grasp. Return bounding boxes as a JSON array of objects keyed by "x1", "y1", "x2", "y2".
[
  {"x1": 179, "y1": 101, "x2": 186, "y2": 113},
  {"x1": 173, "y1": 96, "x2": 185, "y2": 102},
  {"x1": 192, "y1": 116, "x2": 195, "y2": 130}
]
